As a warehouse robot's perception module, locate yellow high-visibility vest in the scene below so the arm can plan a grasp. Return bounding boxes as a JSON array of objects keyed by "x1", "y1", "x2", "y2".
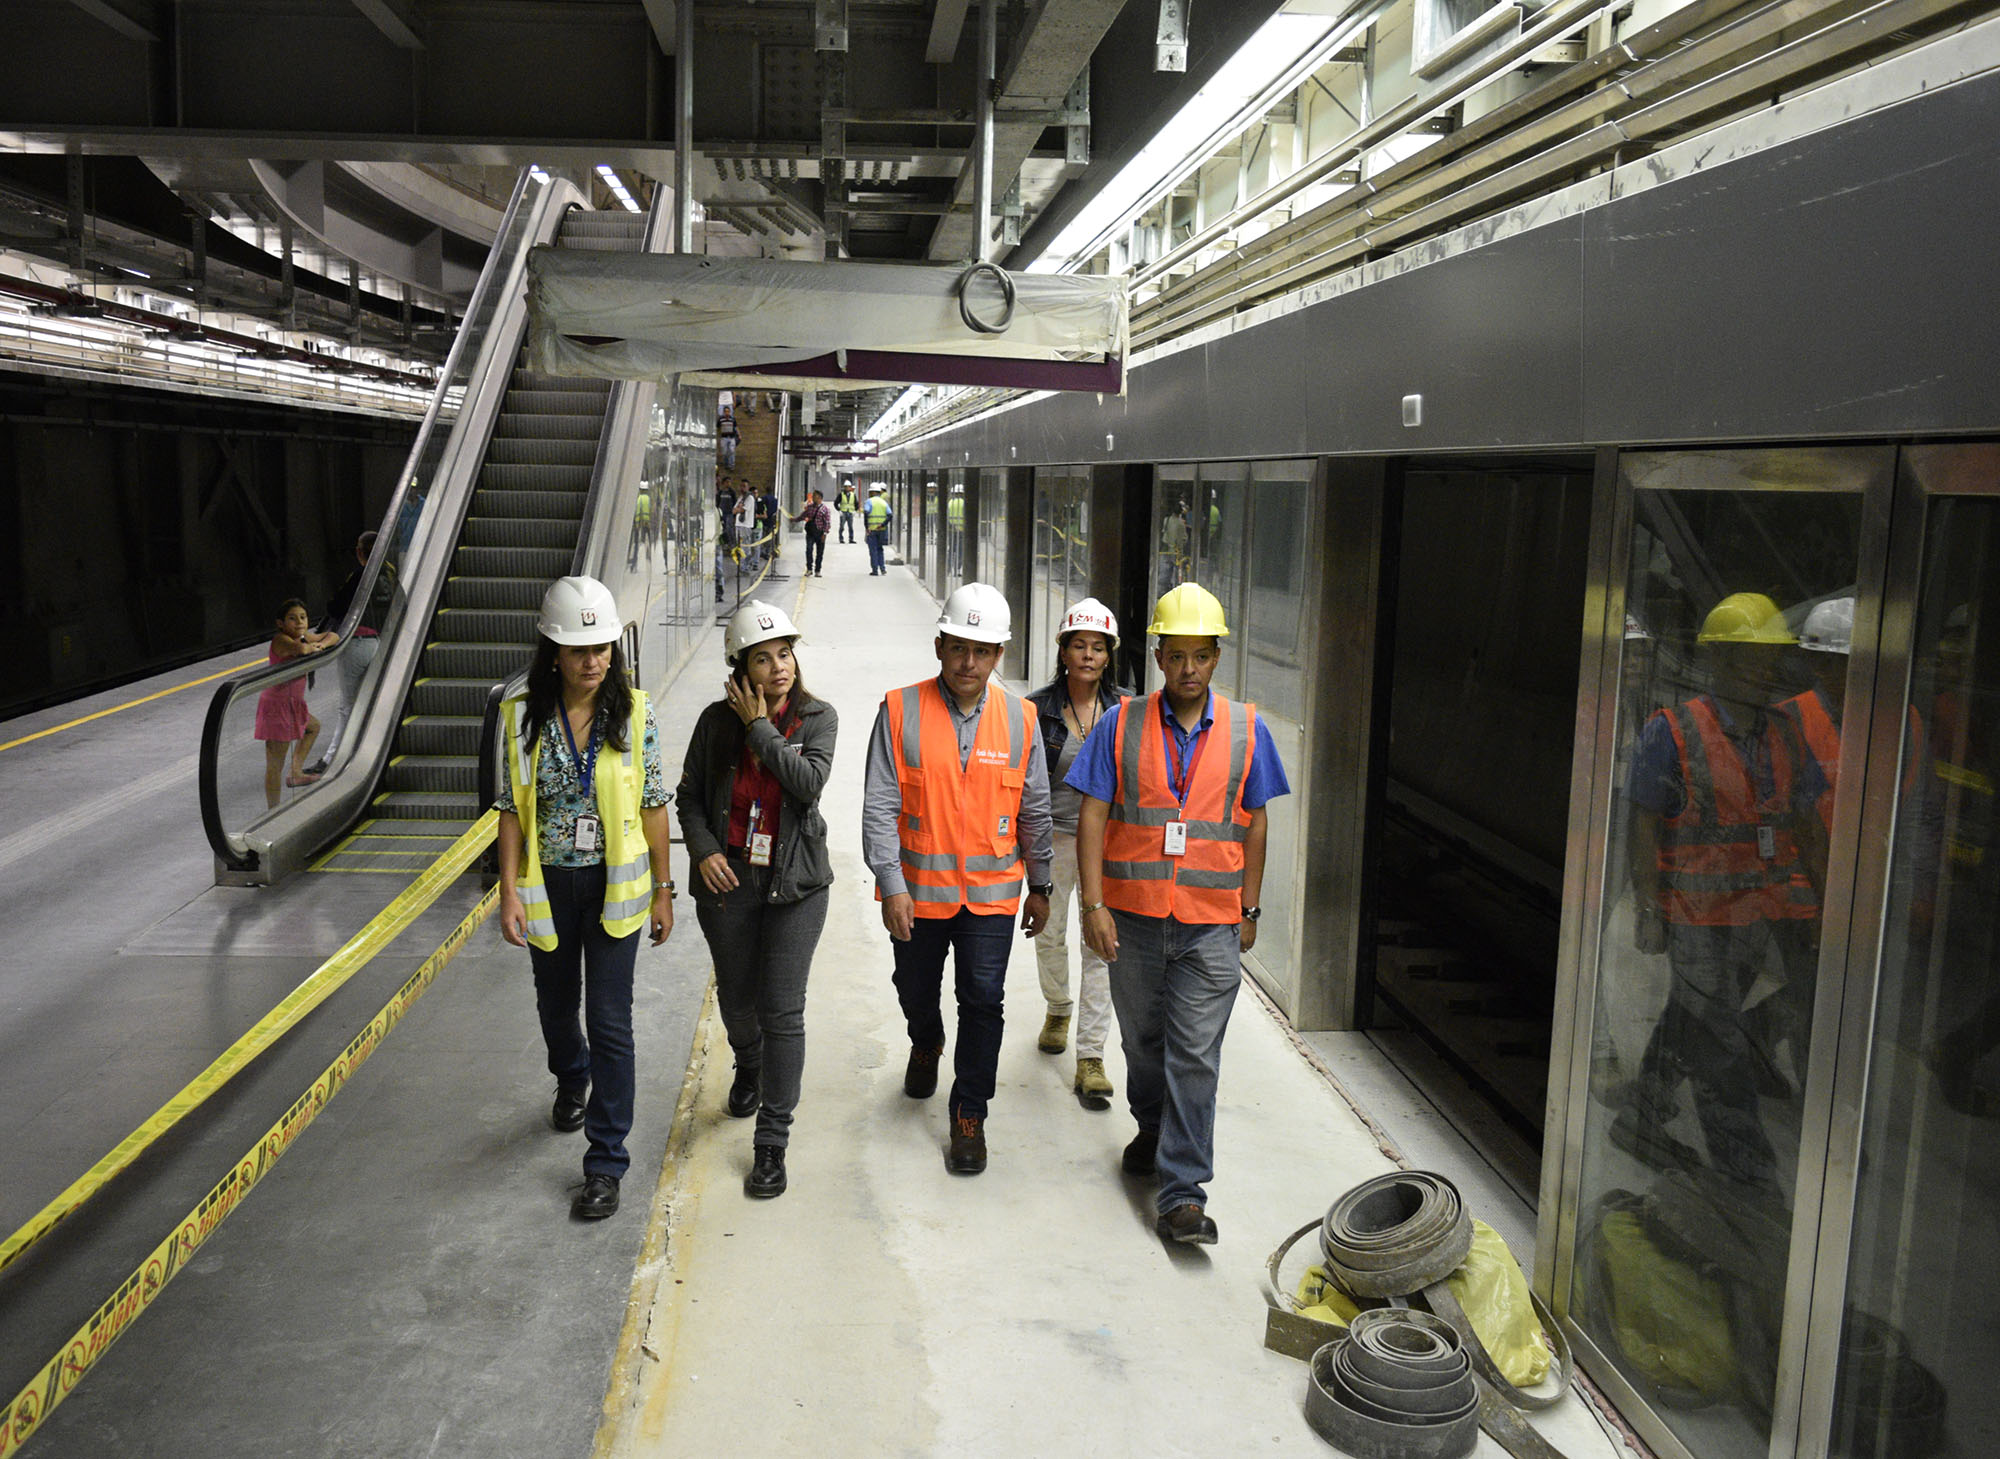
[
  {"x1": 503, "y1": 690, "x2": 653, "y2": 950},
  {"x1": 865, "y1": 497, "x2": 891, "y2": 530}
]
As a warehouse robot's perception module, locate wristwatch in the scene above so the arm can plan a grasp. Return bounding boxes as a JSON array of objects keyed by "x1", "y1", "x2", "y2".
[
  {"x1": 1241, "y1": 905, "x2": 1261, "y2": 922},
  {"x1": 1029, "y1": 882, "x2": 1055, "y2": 898},
  {"x1": 654, "y1": 879, "x2": 677, "y2": 897}
]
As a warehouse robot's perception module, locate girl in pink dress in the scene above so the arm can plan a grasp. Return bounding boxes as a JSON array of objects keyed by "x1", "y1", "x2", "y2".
[{"x1": 256, "y1": 598, "x2": 338, "y2": 807}]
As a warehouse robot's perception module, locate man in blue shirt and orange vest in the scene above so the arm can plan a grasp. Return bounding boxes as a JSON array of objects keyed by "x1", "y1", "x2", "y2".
[
  {"x1": 1070, "y1": 583, "x2": 1290, "y2": 1245},
  {"x1": 1619, "y1": 591, "x2": 1828, "y2": 1189},
  {"x1": 862, "y1": 583, "x2": 1054, "y2": 1174}
]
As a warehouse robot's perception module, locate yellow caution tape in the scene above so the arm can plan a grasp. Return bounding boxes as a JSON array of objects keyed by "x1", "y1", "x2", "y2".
[
  {"x1": 0, "y1": 811, "x2": 499, "y2": 1278},
  {"x1": 0, "y1": 657, "x2": 266, "y2": 754},
  {"x1": 0, "y1": 875, "x2": 499, "y2": 1458}
]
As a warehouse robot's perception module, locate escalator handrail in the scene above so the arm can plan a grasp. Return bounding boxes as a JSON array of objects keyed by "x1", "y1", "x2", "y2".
[{"x1": 197, "y1": 170, "x2": 584, "y2": 876}]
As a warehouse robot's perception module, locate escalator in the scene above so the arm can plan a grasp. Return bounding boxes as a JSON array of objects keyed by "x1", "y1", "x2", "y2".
[{"x1": 199, "y1": 175, "x2": 671, "y2": 884}]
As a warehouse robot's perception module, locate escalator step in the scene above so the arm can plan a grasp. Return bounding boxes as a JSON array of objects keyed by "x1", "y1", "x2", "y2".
[
  {"x1": 421, "y1": 642, "x2": 532, "y2": 679},
  {"x1": 384, "y1": 754, "x2": 480, "y2": 794},
  {"x1": 397, "y1": 715, "x2": 485, "y2": 757},
  {"x1": 479, "y1": 463, "x2": 591, "y2": 492},
  {"x1": 512, "y1": 371, "x2": 610, "y2": 393},
  {"x1": 408, "y1": 677, "x2": 503, "y2": 716},
  {"x1": 459, "y1": 516, "x2": 577, "y2": 549},
  {"x1": 471, "y1": 489, "x2": 590, "y2": 520},
  {"x1": 371, "y1": 791, "x2": 485, "y2": 821},
  {"x1": 455, "y1": 546, "x2": 570, "y2": 578},
  {"x1": 442, "y1": 576, "x2": 546, "y2": 611},
  {"x1": 487, "y1": 436, "x2": 600, "y2": 467},
  {"x1": 501, "y1": 389, "x2": 610, "y2": 416},
  {"x1": 432, "y1": 607, "x2": 541, "y2": 643},
  {"x1": 494, "y1": 412, "x2": 604, "y2": 440}
]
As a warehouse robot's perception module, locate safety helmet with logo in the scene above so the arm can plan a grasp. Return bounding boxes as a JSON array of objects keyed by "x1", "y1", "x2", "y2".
[
  {"x1": 1798, "y1": 597, "x2": 1856, "y2": 655},
  {"x1": 538, "y1": 575, "x2": 621, "y2": 645},
  {"x1": 938, "y1": 582, "x2": 1012, "y2": 644},
  {"x1": 1696, "y1": 592, "x2": 1793, "y2": 646},
  {"x1": 725, "y1": 599, "x2": 802, "y2": 661},
  {"x1": 1057, "y1": 597, "x2": 1119, "y2": 650},
  {"x1": 869, "y1": 482, "x2": 887, "y2": 494},
  {"x1": 1147, "y1": 582, "x2": 1231, "y2": 639}
]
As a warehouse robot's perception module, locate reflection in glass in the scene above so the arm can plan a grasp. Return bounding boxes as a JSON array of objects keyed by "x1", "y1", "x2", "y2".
[
  {"x1": 977, "y1": 469, "x2": 1007, "y2": 607},
  {"x1": 1836, "y1": 481, "x2": 2000, "y2": 1459},
  {"x1": 1029, "y1": 468, "x2": 1092, "y2": 688},
  {"x1": 1575, "y1": 459, "x2": 1870, "y2": 1459}
]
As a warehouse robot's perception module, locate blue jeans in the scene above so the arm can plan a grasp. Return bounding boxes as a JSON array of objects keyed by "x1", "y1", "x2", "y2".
[
  {"x1": 891, "y1": 907, "x2": 1014, "y2": 1119},
  {"x1": 528, "y1": 864, "x2": 640, "y2": 1179},
  {"x1": 867, "y1": 529, "x2": 887, "y2": 573},
  {"x1": 1107, "y1": 912, "x2": 1242, "y2": 1213}
]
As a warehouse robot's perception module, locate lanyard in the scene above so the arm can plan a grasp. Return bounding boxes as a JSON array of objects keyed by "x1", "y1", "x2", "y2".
[
  {"x1": 1163, "y1": 707, "x2": 1211, "y2": 808},
  {"x1": 559, "y1": 707, "x2": 602, "y2": 801}
]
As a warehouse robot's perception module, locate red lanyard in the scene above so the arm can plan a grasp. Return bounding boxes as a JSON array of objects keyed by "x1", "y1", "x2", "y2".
[{"x1": 1163, "y1": 708, "x2": 1211, "y2": 808}]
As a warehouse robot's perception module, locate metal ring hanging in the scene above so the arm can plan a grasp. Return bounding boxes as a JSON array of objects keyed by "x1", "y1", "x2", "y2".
[{"x1": 955, "y1": 261, "x2": 1016, "y2": 334}]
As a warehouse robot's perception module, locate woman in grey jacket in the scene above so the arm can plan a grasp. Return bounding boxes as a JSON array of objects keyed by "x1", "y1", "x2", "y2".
[{"x1": 678, "y1": 599, "x2": 837, "y2": 1198}]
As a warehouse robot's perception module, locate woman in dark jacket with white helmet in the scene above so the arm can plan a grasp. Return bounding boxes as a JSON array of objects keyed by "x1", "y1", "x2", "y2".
[{"x1": 679, "y1": 598, "x2": 837, "y2": 1198}]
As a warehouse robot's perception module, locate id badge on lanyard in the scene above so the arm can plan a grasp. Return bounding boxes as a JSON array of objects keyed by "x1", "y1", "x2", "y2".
[
  {"x1": 1163, "y1": 817, "x2": 1189, "y2": 857},
  {"x1": 561, "y1": 709, "x2": 605, "y2": 857},
  {"x1": 574, "y1": 813, "x2": 602, "y2": 855},
  {"x1": 1163, "y1": 720, "x2": 1207, "y2": 857},
  {"x1": 748, "y1": 801, "x2": 773, "y2": 867},
  {"x1": 1757, "y1": 824, "x2": 1777, "y2": 861}
]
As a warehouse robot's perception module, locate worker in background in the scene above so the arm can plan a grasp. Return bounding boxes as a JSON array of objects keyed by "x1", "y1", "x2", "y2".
[
  {"x1": 496, "y1": 576, "x2": 675, "y2": 1221},
  {"x1": 864, "y1": 483, "x2": 893, "y2": 576},
  {"x1": 862, "y1": 583, "x2": 1054, "y2": 1175},
  {"x1": 308, "y1": 529, "x2": 391, "y2": 773},
  {"x1": 836, "y1": 480, "x2": 859, "y2": 544},
  {"x1": 791, "y1": 489, "x2": 831, "y2": 577},
  {"x1": 1619, "y1": 591, "x2": 1827, "y2": 1191},
  {"x1": 1027, "y1": 597, "x2": 1134, "y2": 1110},
  {"x1": 946, "y1": 482, "x2": 966, "y2": 578},
  {"x1": 1071, "y1": 583, "x2": 1290, "y2": 1246}
]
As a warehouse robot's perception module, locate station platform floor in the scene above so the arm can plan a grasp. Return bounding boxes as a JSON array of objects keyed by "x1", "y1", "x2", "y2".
[{"x1": 0, "y1": 533, "x2": 1633, "y2": 1459}]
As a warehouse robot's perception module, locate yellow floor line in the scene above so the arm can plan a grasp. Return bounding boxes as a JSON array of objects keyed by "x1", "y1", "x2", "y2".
[{"x1": 0, "y1": 656, "x2": 266, "y2": 753}]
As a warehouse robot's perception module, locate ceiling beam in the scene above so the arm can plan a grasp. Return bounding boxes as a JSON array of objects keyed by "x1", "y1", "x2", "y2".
[
  {"x1": 639, "y1": 0, "x2": 678, "y2": 52},
  {"x1": 351, "y1": 0, "x2": 425, "y2": 48},
  {"x1": 926, "y1": 0, "x2": 972, "y2": 63},
  {"x1": 64, "y1": 0, "x2": 159, "y2": 43}
]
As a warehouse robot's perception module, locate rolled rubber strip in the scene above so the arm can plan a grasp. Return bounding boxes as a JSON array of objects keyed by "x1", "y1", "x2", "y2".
[
  {"x1": 1304, "y1": 1309, "x2": 1480, "y2": 1459},
  {"x1": 1320, "y1": 1171, "x2": 1475, "y2": 1299}
]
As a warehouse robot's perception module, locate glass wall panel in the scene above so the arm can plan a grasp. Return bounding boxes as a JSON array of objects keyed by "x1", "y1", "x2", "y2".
[
  {"x1": 1197, "y1": 464, "x2": 1250, "y2": 699},
  {"x1": 976, "y1": 467, "x2": 1007, "y2": 604},
  {"x1": 1570, "y1": 449, "x2": 1880, "y2": 1459},
  {"x1": 1831, "y1": 450, "x2": 2000, "y2": 1459},
  {"x1": 1029, "y1": 467, "x2": 1092, "y2": 689},
  {"x1": 945, "y1": 468, "x2": 969, "y2": 596}
]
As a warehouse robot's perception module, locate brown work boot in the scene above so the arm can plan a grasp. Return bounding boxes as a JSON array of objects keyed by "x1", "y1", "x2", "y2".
[
  {"x1": 1037, "y1": 1011, "x2": 1070, "y2": 1054},
  {"x1": 947, "y1": 1114, "x2": 987, "y2": 1174},
  {"x1": 1156, "y1": 1203, "x2": 1218, "y2": 1245},
  {"x1": 1074, "y1": 1057, "x2": 1114, "y2": 1111},
  {"x1": 904, "y1": 1043, "x2": 944, "y2": 1099}
]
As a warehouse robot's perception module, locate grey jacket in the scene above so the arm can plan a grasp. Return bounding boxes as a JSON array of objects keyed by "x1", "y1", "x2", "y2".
[{"x1": 677, "y1": 696, "x2": 838, "y2": 904}]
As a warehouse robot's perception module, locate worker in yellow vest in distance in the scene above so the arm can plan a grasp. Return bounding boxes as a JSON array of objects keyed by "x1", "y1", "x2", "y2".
[
  {"x1": 864, "y1": 484, "x2": 893, "y2": 576},
  {"x1": 862, "y1": 583, "x2": 1055, "y2": 1177},
  {"x1": 1070, "y1": 582, "x2": 1291, "y2": 1247}
]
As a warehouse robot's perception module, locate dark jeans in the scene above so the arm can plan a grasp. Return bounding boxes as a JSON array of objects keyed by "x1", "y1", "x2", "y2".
[
  {"x1": 805, "y1": 528, "x2": 826, "y2": 573},
  {"x1": 528, "y1": 864, "x2": 640, "y2": 1179},
  {"x1": 891, "y1": 907, "x2": 1014, "y2": 1119},
  {"x1": 867, "y1": 529, "x2": 887, "y2": 574},
  {"x1": 838, "y1": 510, "x2": 855, "y2": 543},
  {"x1": 695, "y1": 858, "x2": 829, "y2": 1148}
]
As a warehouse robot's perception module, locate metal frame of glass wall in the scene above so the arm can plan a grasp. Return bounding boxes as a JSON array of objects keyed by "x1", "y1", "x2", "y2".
[{"x1": 1541, "y1": 443, "x2": 2000, "y2": 1459}]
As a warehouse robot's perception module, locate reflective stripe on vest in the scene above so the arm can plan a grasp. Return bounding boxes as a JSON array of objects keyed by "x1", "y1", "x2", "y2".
[
  {"x1": 1655, "y1": 697, "x2": 1817, "y2": 927},
  {"x1": 885, "y1": 680, "x2": 1034, "y2": 917},
  {"x1": 1101, "y1": 692, "x2": 1255, "y2": 924},
  {"x1": 505, "y1": 690, "x2": 653, "y2": 950},
  {"x1": 865, "y1": 499, "x2": 890, "y2": 529}
]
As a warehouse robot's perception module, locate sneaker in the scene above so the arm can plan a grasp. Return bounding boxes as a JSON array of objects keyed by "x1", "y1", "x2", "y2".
[
  {"x1": 1122, "y1": 1129, "x2": 1158, "y2": 1175},
  {"x1": 1157, "y1": 1203, "x2": 1218, "y2": 1245},
  {"x1": 550, "y1": 1084, "x2": 588, "y2": 1132},
  {"x1": 1037, "y1": 1011, "x2": 1070, "y2": 1055},
  {"x1": 745, "y1": 1143, "x2": 787, "y2": 1198},
  {"x1": 904, "y1": 1043, "x2": 944, "y2": 1099},
  {"x1": 1074, "y1": 1057, "x2": 1114, "y2": 1111},
  {"x1": 947, "y1": 1114, "x2": 987, "y2": 1174},
  {"x1": 726, "y1": 1064, "x2": 760, "y2": 1118}
]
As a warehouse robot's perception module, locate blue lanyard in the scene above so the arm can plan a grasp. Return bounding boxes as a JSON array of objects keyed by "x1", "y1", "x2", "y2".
[{"x1": 558, "y1": 708, "x2": 602, "y2": 801}]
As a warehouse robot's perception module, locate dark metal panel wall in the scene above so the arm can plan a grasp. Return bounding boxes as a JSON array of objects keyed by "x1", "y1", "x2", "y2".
[{"x1": 890, "y1": 67, "x2": 2000, "y2": 470}]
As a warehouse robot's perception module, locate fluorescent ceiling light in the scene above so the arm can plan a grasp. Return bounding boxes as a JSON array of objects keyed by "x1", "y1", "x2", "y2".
[
  {"x1": 596, "y1": 164, "x2": 642, "y2": 214},
  {"x1": 1030, "y1": 0, "x2": 1386, "y2": 274},
  {"x1": 529, "y1": 165, "x2": 551, "y2": 184}
]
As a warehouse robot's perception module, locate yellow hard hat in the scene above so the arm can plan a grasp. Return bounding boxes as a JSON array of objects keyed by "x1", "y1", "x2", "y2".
[
  {"x1": 1148, "y1": 582, "x2": 1230, "y2": 638},
  {"x1": 1697, "y1": 592, "x2": 1793, "y2": 646}
]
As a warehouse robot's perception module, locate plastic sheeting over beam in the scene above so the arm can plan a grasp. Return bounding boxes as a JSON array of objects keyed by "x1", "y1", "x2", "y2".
[{"x1": 527, "y1": 251, "x2": 1128, "y2": 394}]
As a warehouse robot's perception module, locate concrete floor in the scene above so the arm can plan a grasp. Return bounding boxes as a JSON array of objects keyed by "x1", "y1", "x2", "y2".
[{"x1": 0, "y1": 538, "x2": 1633, "y2": 1459}]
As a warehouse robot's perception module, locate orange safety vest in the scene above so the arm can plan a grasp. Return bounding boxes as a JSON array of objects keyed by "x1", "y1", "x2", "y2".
[
  {"x1": 1102, "y1": 692, "x2": 1257, "y2": 924},
  {"x1": 1654, "y1": 696, "x2": 1817, "y2": 927},
  {"x1": 1776, "y1": 687, "x2": 1923, "y2": 832},
  {"x1": 884, "y1": 679, "x2": 1038, "y2": 917}
]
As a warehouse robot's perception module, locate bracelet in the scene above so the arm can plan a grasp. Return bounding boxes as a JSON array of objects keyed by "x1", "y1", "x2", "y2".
[{"x1": 1078, "y1": 900, "x2": 1105, "y2": 915}]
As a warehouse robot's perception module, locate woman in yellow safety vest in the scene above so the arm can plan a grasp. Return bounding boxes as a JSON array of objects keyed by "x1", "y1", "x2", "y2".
[{"x1": 497, "y1": 575, "x2": 676, "y2": 1222}]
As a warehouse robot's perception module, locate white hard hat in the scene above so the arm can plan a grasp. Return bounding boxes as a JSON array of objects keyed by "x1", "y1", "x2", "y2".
[
  {"x1": 869, "y1": 483, "x2": 887, "y2": 494},
  {"x1": 538, "y1": 575, "x2": 621, "y2": 645},
  {"x1": 1057, "y1": 597, "x2": 1118, "y2": 648},
  {"x1": 725, "y1": 599, "x2": 802, "y2": 660},
  {"x1": 1799, "y1": 596, "x2": 1855, "y2": 655},
  {"x1": 938, "y1": 582, "x2": 1012, "y2": 644}
]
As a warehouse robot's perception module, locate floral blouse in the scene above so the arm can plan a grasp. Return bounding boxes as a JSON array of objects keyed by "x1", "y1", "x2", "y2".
[{"x1": 497, "y1": 699, "x2": 671, "y2": 868}]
